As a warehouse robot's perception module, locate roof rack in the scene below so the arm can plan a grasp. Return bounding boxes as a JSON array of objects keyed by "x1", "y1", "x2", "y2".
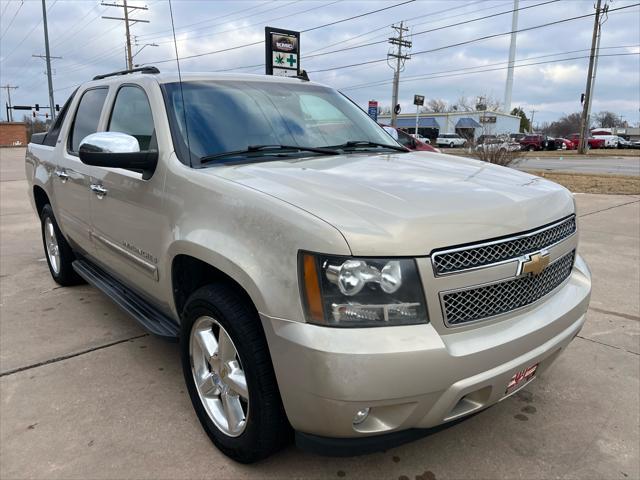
[{"x1": 93, "y1": 66, "x2": 160, "y2": 81}]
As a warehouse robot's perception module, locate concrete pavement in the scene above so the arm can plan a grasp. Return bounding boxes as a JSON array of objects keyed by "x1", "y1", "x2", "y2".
[{"x1": 1, "y1": 147, "x2": 639, "y2": 479}]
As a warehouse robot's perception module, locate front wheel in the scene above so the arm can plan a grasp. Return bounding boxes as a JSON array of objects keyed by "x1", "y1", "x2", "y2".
[
  {"x1": 449, "y1": 142, "x2": 454, "y2": 148},
  {"x1": 40, "y1": 204, "x2": 84, "y2": 286},
  {"x1": 180, "y1": 284, "x2": 290, "y2": 463}
]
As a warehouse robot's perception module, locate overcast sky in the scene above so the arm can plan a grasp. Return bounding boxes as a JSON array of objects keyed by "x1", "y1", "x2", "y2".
[{"x1": 1, "y1": 0, "x2": 638, "y2": 126}]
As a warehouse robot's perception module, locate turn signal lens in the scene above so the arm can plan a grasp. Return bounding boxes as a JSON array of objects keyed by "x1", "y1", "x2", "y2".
[{"x1": 302, "y1": 253, "x2": 324, "y2": 323}]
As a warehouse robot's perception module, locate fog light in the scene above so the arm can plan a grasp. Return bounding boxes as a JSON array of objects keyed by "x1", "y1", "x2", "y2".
[{"x1": 353, "y1": 407, "x2": 370, "y2": 425}]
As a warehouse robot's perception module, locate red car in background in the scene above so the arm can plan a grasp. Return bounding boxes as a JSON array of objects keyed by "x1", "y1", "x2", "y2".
[
  {"x1": 555, "y1": 138, "x2": 576, "y2": 150},
  {"x1": 380, "y1": 125, "x2": 440, "y2": 152},
  {"x1": 567, "y1": 133, "x2": 605, "y2": 149}
]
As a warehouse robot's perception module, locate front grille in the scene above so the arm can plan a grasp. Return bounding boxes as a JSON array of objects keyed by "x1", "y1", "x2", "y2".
[
  {"x1": 432, "y1": 216, "x2": 576, "y2": 275},
  {"x1": 441, "y1": 250, "x2": 575, "y2": 326}
]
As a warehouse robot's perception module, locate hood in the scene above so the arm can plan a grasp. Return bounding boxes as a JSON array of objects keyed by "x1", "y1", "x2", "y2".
[{"x1": 211, "y1": 151, "x2": 574, "y2": 256}]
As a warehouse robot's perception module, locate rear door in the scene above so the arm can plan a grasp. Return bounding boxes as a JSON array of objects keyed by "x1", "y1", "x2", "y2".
[
  {"x1": 53, "y1": 87, "x2": 109, "y2": 254},
  {"x1": 88, "y1": 83, "x2": 169, "y2": 306}
]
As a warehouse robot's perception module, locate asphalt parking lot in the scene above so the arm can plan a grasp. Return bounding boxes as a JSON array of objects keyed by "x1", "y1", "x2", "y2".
[{"x1": 1, "y1": 147, "x2": 639, "y2": 480}]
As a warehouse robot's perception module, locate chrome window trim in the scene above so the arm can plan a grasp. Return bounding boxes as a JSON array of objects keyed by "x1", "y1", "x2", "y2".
[
  {"x1": 430, "y1": 215, "x2": 576, "y2": 276},
  {"x1": 438, "y1": 250, "x2": 575, "y2": 328}
]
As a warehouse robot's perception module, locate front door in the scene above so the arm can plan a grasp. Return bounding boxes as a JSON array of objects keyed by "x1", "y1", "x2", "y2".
[
  {"x1": 53, "y1": 87, "x2": 109, "y2": 254},
  {"x1": 88, "y1": 84, "x2": 169, "y2": 307}
]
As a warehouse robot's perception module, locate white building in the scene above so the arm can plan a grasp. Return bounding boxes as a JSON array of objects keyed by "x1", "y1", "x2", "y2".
[{"x1": 377, "y1": 110, "x2": 521, "y2": 141}]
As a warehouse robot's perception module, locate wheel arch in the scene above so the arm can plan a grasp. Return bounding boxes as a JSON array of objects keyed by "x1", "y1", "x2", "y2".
[
  {"x1": 169, "y1": 246, "x2": 266, "y2": 319},
  {"x1": 33, "y1": 185, "x2": 50, "y2": 217}
]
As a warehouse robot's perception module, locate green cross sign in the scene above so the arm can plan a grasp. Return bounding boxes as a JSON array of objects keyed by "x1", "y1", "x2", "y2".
[{"x1": 286, "y1": 54, "x2": 297, "y2": 68}]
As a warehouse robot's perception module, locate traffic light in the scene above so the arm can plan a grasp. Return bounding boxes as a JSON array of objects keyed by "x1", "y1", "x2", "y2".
[
  {"x1": 55, "y1": 104, "x2": 60, "y2": 112},
  {"x1": 32, "y1": 111, "x2": 36, "y2": 118},
  {"x1": 45, "y1": 112, "x2": 49, "y2": 119},
  {"x1": 35, "y1": 103, "x2": 40, "y2": 111},
  {"x1": 580, "y1": 93, "x2": 585, "y2": 105}
]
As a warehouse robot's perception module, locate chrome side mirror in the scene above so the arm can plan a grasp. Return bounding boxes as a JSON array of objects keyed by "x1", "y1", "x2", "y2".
[
  {"x1": 79, "y1": 131, "x2": 140, "y2": 154},
  {"x1": 79, "y1": 132, "x2": 157, "y2": 180}
]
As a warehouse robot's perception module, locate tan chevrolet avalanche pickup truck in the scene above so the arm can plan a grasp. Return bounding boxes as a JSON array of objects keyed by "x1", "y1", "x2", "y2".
[{"x1": 26, "y1": 67, "x2": 591, "y2": 463}]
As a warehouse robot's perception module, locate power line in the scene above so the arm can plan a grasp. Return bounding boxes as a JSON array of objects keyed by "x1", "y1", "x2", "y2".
[
  {"x1": 340, "y1": 52, "x2": 638, "y2": 92},
  {"x1": 307, "y1": 3, "x2": 639, "y2": 74},
  {"x1": 151, "y1": 0, "x2": 342, "y2": 46},
  {"x1": 136, "y1": 0, "x2": 279, "y2": 40},
  {"x1": 143, "y1": 0, "x2": 417, "y2": 65},
  {"x1": 0, "y1": 0, "x2": 24, "y2": 41},
  {"x1": 302, "y1": 0, "x2": 415, "y2": 33},
  {"x1": 340, "y1": 45, "x2": 639, "y2": 90},
  {"x1": 203, "y1": 0, "x2": 560, "y2": 75}
]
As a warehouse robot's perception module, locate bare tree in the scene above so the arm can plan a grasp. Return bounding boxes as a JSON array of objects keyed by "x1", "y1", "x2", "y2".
[
  {"x1": 452, "y1": 95, "x2": 475, "y2": 112},
  {"x1": 593, "y1": 111, "x2": 624, "y2": 128},
  {"x1": 453, "y1": 94, "x2": 502, "y2": 112},
  {"x1": 422, "y1": 98, "x2": 447, "y2": 113},
  {"x1": 546, "y1": 112, "x2": 583, "y2": 137}
]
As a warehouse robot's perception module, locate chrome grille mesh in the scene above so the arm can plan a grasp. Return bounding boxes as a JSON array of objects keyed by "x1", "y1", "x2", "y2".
[
  {"x1": 442, "y1": 250, "x2": 575, "y2": 326},
  {"x1": 432, "y1": 216, "x2": 576, "y2": 275}
]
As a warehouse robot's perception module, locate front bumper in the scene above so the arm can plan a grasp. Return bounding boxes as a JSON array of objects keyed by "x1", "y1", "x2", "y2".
[{"x1": 261, "y1": 255, "x2": 591, "y2": 444}]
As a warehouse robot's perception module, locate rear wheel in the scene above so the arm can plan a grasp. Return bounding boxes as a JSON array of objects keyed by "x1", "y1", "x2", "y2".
[
  {"x1": 449, "y1": 142, "x2": 454, "y2": 148},
  {"x1": 528, "y1": 145, "x2": 536, "y2": 151},
  {"x1": 40, "y1": 204, "x2": 84, "y2": 286},
  {"x1": 181, "y1": 284, "x2": 290, "y2": 463}
]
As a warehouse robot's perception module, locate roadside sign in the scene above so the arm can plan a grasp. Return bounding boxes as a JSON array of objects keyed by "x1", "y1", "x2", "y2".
[
  {"x1": 265, "y1": 27, "x2": 301, "y2": 77},
  {"x1": 413, "y1": 95, "x2": 424, "y2": 106},
  {"x1": 368, "y1": 100, "x2": 378, "y2": 122}
]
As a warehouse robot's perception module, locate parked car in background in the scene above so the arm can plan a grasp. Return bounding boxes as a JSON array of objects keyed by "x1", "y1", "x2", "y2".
[
  {"x1": 382, "y1": 125, "x2": 439, "y2": 152},
  {"x1": 592, "y1": 135, "x2": 619, "y2": 148},
  {"x1": 566, "y1": 133, "x2": 605, "y2": 149},
  {"x1": 475, "y1": 139, "x2": 521, "y2": 153},
  {"x1": 436, "y1": 133, "x2": 466, "y2": 148},
  {"x1": 616, "y1": 137, "x2": 633, "y2": 149},
  {"x1": 509, "y1": 133, "x2": 526, "y2": 143},
  {"x1": 476, "y1": 134, "x2": 498, "y2": 145},
  {"x1": 410, "y1": 132, "x2": 431, "y2": 144},
  {"x1": 554, "y1": 138, "x2": 576, "y2": 150},
  {"x1": 519, "y1": 134, "x2": 554, "y2": 151}
]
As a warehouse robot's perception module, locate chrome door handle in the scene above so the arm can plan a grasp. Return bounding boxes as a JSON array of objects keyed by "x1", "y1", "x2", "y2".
[
  {"x1": 90, "y1": 184, "x2": 108, "y2": 197},
  {"x1": 55, "y1": 170, "x2": 69, "y2": 182}
]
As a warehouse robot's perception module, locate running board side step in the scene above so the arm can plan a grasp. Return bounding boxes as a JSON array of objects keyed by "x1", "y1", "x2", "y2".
[{"x1": 72, "y1": 259, "x2": 180, "y2": 341}]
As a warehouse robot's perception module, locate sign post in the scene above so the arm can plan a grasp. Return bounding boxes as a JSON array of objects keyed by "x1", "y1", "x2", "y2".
[
  {"x1": 265, "y1": 26, "x2": 301, "y2": 78},
  {"x1": 368, "y1": 100, "x2": 378, "y2": 122},
  {"x1": 413, "y1": 94, "x2": 424, "y2": 136}
]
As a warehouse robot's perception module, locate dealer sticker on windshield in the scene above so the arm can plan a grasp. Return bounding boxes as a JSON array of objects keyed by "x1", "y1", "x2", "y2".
[{"x1": 505, "y1": 363, "x2": 538, "y2": 395}]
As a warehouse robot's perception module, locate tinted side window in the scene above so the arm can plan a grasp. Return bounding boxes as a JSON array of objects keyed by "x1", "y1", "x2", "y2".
[
  {"x1": 43, "y1": 90, "x2": 76, "y2": 147},
  {"x1": 69, "y1": 88, "x2": 108, "y2": 152},
  {"x1": 108, "y1": 85, "x2": 155, "y2": 150}
]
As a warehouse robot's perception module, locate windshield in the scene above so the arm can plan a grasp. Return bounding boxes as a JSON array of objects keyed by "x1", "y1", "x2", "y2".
[{"x1": 162, "y1": 80, "x2": 401, "y2": 166}]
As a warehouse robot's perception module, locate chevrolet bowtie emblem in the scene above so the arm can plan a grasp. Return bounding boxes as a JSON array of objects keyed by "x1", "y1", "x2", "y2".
[{"x1": 518, "y1": 250, "x2": 550, "y2": 277}]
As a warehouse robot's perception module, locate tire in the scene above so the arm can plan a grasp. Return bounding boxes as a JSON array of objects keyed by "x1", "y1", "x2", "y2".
[
  {"x1": 528, "y1": 145, "x2": 535, "y2": 151},
  {"x1": 40, "y1": 204, "x2": 84, "y2": 286},
  {"x1": 180, "y1": 284, "x2": 290, "y2": 463},
  {"x1": 449, "y1": 142, "x2": 454, "y2": 148}
]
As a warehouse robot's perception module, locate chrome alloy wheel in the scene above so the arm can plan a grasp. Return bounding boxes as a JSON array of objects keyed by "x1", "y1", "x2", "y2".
[
  {"x1": 189, "y1": 316, "x2": 249, "y2": 437},
  {"x1": 44, "y1": 216, "x2": 61, "y2": 275}
]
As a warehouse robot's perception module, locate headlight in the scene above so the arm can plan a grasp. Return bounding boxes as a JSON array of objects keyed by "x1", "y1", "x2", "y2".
[{"x1": 299, "y1": 252, "x2": 428, "y2": 327}]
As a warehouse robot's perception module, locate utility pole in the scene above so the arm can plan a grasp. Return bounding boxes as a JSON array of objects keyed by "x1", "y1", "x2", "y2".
[
  {"x1": 41, "y1": 0, "x2": 56, "y2": 122},
  {"x1": 1, "y1": 85, "x2": 18, "y2": 121},
  {"x1": 578, "y1": 0, "x2": 605, "y2": 154},
  {"x1": 503, "y1": 0, "x2": 519, "y2": 112},
  {"x1": 387, "y1": 22, "x2": 411, "y2": 128},
  {"x1": 102, "y1": 0, "x2": 150, "y2": 70},
  {"x1": 529, "y1": 109, "x2": 536, "y2": 133}
]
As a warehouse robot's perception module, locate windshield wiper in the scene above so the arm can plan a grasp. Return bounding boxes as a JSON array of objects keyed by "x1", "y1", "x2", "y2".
[
  {"x1": 199, "y1": 144, "x2": 339, "y2": 165},
  {"x1": 327, "y1": 140, "x2": 409, "y2": 153}
]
